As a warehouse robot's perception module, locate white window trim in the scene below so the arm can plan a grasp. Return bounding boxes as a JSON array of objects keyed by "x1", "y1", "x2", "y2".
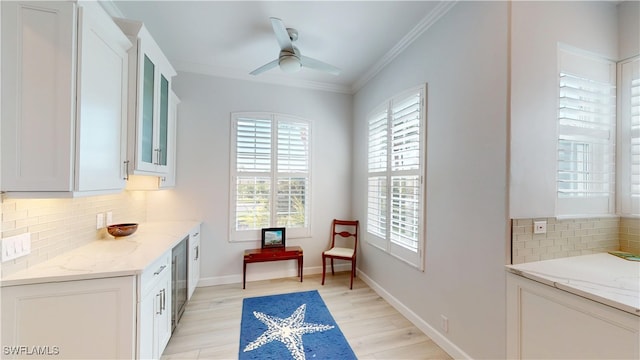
[
  {"x1": 366, "y1": 85, "x2": 427, "y2": 270},
  {"x1": 229, "y1": 112, "x2": 312, "y2": 242}
]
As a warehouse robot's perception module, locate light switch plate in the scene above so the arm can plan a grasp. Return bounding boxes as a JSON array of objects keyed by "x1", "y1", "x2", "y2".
[
  {"x1": 96, "y1": 213, "x2": 105, "y2": 229},
  {"x1": 2, "y1": 233, "x2": 31, "y2": 262}
]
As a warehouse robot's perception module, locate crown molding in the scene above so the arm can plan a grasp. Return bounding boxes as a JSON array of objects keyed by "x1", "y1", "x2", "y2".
[{"x1": 351, "y1": 0, "x2": 458, "y2": 93}]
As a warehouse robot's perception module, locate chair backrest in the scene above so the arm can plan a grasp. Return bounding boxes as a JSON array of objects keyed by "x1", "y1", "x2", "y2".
[{"x1": 331, "y1": 219, "x2": 359, "y2": 251}]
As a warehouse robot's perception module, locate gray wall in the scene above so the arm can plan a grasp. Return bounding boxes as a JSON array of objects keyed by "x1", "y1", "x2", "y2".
[
  {"x1": 146, "y1": 74, "x2": 353, "y2": 283},
  {"x1": 352, "y1": 2, "x2": 509, "y2": 358}
]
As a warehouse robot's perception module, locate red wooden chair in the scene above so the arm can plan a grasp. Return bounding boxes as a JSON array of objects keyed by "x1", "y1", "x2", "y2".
[{"x1": 321, "y1": 219, "x2": 359, "y2": 289}]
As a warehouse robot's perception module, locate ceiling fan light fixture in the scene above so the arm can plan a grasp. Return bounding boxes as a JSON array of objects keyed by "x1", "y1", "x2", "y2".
[
  {"x1": 249, "y1": 17, "x2": 340, "y2": 76},
  {"x1": 279, "y1": 55, "x2": 301, "y2": 73}
]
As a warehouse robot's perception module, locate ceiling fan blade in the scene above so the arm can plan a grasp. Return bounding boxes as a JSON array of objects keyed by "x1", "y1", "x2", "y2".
[
  {"x1": 300, "y1": 56, "x2": 341, "y2": 75},
  {"x1": 270, "y1": 17, "x2": 293, "y2": 51},
  {"x1": 250, "y1": 59, "x2": 279, "y2": 75}
]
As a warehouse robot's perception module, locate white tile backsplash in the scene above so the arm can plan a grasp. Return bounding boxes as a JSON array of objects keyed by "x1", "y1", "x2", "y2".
[
  {"x1": 511, "y1": 217, "x2": 629, "y2": 264},
  {"x1": 1, "y1": 191, "x2": 147, "y2": 276}
]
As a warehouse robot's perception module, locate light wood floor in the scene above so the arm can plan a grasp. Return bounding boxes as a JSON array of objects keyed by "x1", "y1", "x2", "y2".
[{"x1": 161, "y1": 272, "x2": 452, "y2": 360}]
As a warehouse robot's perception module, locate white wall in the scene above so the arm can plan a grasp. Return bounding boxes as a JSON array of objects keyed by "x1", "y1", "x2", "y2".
[
  {"x1": 510, "y1": 1, "x2": 619, "y2": 218},
  {"x1": 146, "y1": 73, "x2": 353, "y2": 284},
  {"x1": 352, "y1": 2, "x2": 509, "y2": 359}
]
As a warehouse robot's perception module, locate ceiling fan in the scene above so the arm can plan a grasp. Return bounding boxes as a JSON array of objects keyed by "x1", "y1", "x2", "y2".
[{"x1": 250, "y1": 17, "x2": 341, "y2": 76}]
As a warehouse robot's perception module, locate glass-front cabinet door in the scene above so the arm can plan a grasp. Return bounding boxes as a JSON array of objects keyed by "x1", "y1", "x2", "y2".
[
  {"x1": 141, "y1": 55, "x2": 155, "y2": 167},
  {"x1": 136, "y1": 53, "x2": 170, "y2": 174},
  {"x1": 158, "y1": 74, "x2": 169, "y2": 167},
  {"x1": 117, "y1": 19, "x2": 177, "y2": 176}
]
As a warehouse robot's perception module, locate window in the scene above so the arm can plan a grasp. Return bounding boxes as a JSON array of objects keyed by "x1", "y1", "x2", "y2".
[
  {"x1": 230, "y1": 113, "x2": 311, "y2": 242},
  {"x1": 617, "y1": 56, "x2": 640, "y2": 215},
  {"x1": 367, "y1": 85, "x2": 426, "y2": 269},
  {"x1": 556, "y1": 47, "x2": 616, "y2": 216}
]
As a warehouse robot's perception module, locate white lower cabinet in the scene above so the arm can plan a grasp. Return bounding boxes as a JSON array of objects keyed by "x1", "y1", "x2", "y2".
[
  {"x1": 506, "y1": 272, "x2": 639, "y2": 359},
  {"x1": 187, "y1": 224, "x2": 201, "y2": 300},
  {"x1": 138, "y1": 251, "x2": 172, "y2": 359},
  {"x1": 1, "y1": 255, "x2": 175, "y2": 360},
  {"x1": 1, "y1": 276, "x2": 136, "y2": 359}
]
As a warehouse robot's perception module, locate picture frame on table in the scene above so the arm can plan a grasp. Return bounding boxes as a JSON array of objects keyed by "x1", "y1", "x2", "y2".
[{"x1": 261, "y1": 227, "x2": 286, "y2": 248}]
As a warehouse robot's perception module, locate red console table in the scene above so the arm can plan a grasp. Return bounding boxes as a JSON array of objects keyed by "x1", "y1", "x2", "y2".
[{"x1": 243, "y1": 246, "x2": 303, "y2": 289}]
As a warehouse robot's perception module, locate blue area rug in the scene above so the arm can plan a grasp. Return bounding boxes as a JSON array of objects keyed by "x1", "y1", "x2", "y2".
[{"x1": 239, "y1": 290, "x2": 357, "y2": 360}]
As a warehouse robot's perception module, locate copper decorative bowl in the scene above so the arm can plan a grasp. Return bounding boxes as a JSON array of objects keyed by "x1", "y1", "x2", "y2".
[{"x1": 107, "y1": 223, "x2": 138, "y2": 238}]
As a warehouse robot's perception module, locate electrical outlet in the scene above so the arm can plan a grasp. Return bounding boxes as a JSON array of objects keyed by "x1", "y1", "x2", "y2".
[
  {"x1": 106, "y1": 211, "x2": 113, "y2": 226},
  {"x1": 534, "y1": 220, "x2": 547, "y2": 234},
  {"x1": 96, "y1": 213, "x2": 105, "y2": 229},
  {"x1": 440, "y1": 315, "x2": 449, "y2": 333}
]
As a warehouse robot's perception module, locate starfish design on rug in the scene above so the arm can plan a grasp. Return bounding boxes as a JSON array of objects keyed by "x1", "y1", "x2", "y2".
[{"x1": 243, "y1": 303, "x2": 335, "y2": 360}]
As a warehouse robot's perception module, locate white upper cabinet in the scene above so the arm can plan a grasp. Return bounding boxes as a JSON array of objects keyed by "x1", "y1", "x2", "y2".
[
  {"x1": 115, "y1": 18, "x2": 177, "y2": 176},
  {"x1": 1, "y1": 1, "x2": 131, "y2": 196}
]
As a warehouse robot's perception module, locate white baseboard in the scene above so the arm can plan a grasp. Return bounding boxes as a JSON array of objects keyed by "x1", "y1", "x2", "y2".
[
  {"x1": 197, "y1": 263, "x2": 352, "y2": 287},
  {"x1": 356, "y1": 270, "x2": 472, "y2": 360}
]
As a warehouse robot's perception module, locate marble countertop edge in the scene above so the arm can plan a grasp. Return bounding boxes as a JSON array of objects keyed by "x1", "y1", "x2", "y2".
[
  {"x1": 507, "y1": 268, "x2": 640, "y2": 316},
  {"x1": 506, "y1": 253, "x2": 640, "y2": 317},
  {"x1": 1, "y1": 221, "x2": 201, "y2": 287}
]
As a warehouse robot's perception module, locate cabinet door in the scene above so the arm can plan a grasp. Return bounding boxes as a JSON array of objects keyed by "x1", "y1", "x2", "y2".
[
  {"x1": 188, "y1": 225, "x2": 201, "y2": 300},
  {"x1": 506, "y1": 273, "x2": 639, "y2": 359},
  {"x1": 138, "y1": 54, "x2": 157, "y2": 172},
  {"x1": 139, "y1": 254, "x2": 172, "y2": 359},
  {"x1": 134, "y1": 51, "x2": 172, "y2": 174},
  {"x1": 158, "y1": 75, "x2": 170, "y2": 166},
  {"x1": 159, "y1": 90, "x2": 179, "y2": 189},
  {"x1": 75, "y1": 1, "x2": 130, "y2": 192},
  {"x1": 138, "y1": 285, "x2": 155, "y2": 360},
  {"x1": 156, "y1": 274, "x2": 173, "y2": 357},
  {"x1": 1, "y1": 1, "x2": 76, "y2": 191},
  {"x1": 1, "y1": 276, "x2": 136, "y2": 359}
]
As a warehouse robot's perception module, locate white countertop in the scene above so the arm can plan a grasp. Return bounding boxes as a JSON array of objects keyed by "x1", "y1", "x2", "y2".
[
  {"x1": 1, "y1": 221, "x2": 200, "y2": 287},
  {"x1": 506, "y1": 253, "x2": 640, "y2": 316}
]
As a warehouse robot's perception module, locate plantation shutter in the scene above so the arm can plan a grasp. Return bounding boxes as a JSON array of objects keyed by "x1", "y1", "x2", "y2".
[
  {"x1": 277, "y1": 120, "x2": 310, "y2": 228},
  {"x1": 618, "y1": 57, "x2": 640, "y2": 215},
  {"x1": 367, "y1": 108, "x2": 388, "y2": 239},
  {"x1": 230, "y1": 113, "x2": 311, "y2": 241},
  {"x1": 366, "y1": 85, "x2": 426, "y2": 269},
  {"x1": 631, "y1": 76, "x2": 640, "y2": 199},
  {"x1": 556, "y1": 48, "x2": 616, "y2": 216},
  {"x1": 389, "y1": 92, "x2": 422, "y2": 252},
  {"x1": 234, "y1": 116, "x2": 272, "y2": 231}
]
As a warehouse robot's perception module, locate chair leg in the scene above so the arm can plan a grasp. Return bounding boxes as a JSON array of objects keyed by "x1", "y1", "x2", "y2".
[
  {"x1": 349, "y1": 260, "x2": 355, "y2": 290},
  {"x1": 330, "y1": 258, "x2": 334, "y2": 275},
  {"x1": 353, "y1": 257, "x2": 356, "y2": 277},
  {"x1": 321, "y1": 255, "x2": 326, "y2": 285}
]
